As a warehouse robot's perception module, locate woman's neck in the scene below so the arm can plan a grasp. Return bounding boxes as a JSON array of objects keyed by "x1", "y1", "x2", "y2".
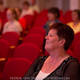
[
  {"x1": 9, "y1": 19, "x2": 16, "y2": 23},
  {"x1": 49, "y1": 48, "x2": 69, "y2": 59}
]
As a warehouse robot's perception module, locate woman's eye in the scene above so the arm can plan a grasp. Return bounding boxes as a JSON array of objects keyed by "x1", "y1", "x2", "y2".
[{"x1": 49, "y1": 34, "x2": 53, "y2": 37}]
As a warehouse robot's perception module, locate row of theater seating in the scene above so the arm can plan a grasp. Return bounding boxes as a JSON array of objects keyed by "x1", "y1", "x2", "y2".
[
  {"x1": 33, "y1": 9, "x2": 72, "y2": 26},
  {"x1": 0, "y1": 26, "x2": 46, "y2": 57},
  {"x1": 0, "y1": 18, "x2": 46, "y2": 80},
  {"x1": 0, "y1": 9, "x2": 72, "y2": 35},
  {"x1": 0, "y1": 58, "x2": 32, "y2": 80}
]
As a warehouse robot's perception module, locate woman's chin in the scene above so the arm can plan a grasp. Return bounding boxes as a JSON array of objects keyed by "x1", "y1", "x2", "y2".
[
  {"x1": 45, "y1": 46, "x2": 51, "y2": 51},
  {"x1": 45, "y1": 45, "x2": 48, "y2": 50}
]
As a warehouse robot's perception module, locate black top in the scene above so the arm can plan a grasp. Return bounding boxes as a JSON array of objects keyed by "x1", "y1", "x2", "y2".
[{"x1": 22, "y1": 56, "x2": 80, "y2": 80}]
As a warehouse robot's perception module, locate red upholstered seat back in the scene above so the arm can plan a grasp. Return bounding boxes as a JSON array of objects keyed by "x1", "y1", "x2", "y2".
[
  {"x1": 0, "y1": 39, "x2": 9, "y2": 58},
  {"x1": 2, "y1": 58, "x2": 31, "y2": 80},
  {"x1": 23, "y1": 34, "x2": 44, "y2": 49},
  {"x1": 29, "y1": 27, "x2": 46, "y2": 37},
  {"x1": 13, "y1": 43, "x2": 40, "y2": 62},
  {"x1": 69, "y1": 32, "x2": 80, "y2": 62},
  {"x1": 2, "y1": 32, "x2": 19, "y2": 46},
  {"x1": 64, "y1": 10, "x2": 72, "y2": 23}
]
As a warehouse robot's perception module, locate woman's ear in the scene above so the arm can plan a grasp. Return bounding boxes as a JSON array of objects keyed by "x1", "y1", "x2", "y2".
[{"x1": 59, "y1": 39, "x2": 66, "y2": 47}]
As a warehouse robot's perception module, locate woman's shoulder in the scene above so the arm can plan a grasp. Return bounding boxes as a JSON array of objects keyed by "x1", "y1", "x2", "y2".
[
  {"x1": 64, "y1": 56, "x2": 79, "y2": 63},
  {"x1": 63, "y1": 56, "x2": 80, "y2": 79},
  {"x1": 53, "y1": 56, "x2": 80, "y2": 77},
  {"x1": 14, "y1": 20, "x2": 21, "y2": 25},
  {"x1": 64, "y1": 56, "x2": 80, "y2": 68},
  {"x1": 4, "y1": 22, "x2": 9, "y2": 27},
  {"x1": 65, "y1": 56, "x2": 79, "y2": 62}
]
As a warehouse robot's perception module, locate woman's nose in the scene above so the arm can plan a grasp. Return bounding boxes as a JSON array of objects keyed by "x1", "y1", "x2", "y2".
[{"x1": 45, "y1": 36, "x2": 49, "y2": 40}]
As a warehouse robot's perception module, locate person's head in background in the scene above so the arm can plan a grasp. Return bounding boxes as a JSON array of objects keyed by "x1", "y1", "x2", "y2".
[
  {"x1": 7, "y1": 8, "x2": 18, "y2": 21},
  {"x1": 72, "y1": 9, "x2": 80, "y2": 23},
  {"x1": 45, "y1": 23, "x2": 74, "y2": 55},
  {"x1": 15, "y1": 8, "x2": 22, "y2": 19},
  {"x1": 22, "y1": 1, "x2": 30, "y2": 10},
  {"x1": 29, "y1": 0, "x2": 36, "y2": 6},
  {"x1": 48, "y1": 7, "x2": 60, "y2": 22},
  {"x1": 0, "y1": 1, "x2": 4, "y2": 11}
]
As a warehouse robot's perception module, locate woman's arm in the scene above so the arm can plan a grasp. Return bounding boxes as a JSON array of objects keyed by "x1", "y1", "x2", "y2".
[
  {"x1": 2, "y1": 23, "x2": 8, "y2": 34},
  {"x1": 64, "y1": 61, "x2": 80, "y2": 80}
]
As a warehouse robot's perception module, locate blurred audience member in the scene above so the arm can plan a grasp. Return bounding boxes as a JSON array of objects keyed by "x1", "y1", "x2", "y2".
[
  {"x1": 20, "y1": 1, "x2": 34, "y2": 18},
  {"x1": 30, "y1": 0, "x2": 40, "y2": 13},
  {"x1": 15, "y1": 8, "x2": 22, "y2": 19},
  {"x1": 44, "y1": 7, "x2": 61, "y2": 35},
  {"x1": 67, "y1": 9, "x2": 80, "y2": 34},
  {"x1": 2, "y1": 8, "x2": 23, "y2": 35},
  {"x1": 15, "y1": 8, "x2": 27, "y2": 30}
]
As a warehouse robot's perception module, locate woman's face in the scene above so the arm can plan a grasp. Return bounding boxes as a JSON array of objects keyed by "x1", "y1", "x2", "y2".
[
  {"x1": 48, "y1": 13, "x2": 56, "y2": 21},
  {"x1": 72, "y1": 11, "x2": 79, "y2": 21},
  {"x1": 23, "y1": 5, "x2": 29, "y2": 10},
  {"x1": 45, "y1": 29, "x2": 65, "y2": 52},
  {"x1": 7, "y1": 10, "x2": 14, "y2": 21}
]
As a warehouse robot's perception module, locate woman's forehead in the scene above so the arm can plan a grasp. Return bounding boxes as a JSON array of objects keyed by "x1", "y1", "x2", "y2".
[{"x1": 49, "y1": 29, "x2": 57, "y2": 34}]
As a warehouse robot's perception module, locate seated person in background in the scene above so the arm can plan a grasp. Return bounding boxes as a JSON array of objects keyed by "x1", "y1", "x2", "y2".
[
  {"x1": 15, "y1": 8, "x2": 22, "y2": 19},
  {"x1": 20, "y1": 1, "x2": 34, "y2": 18},
  {"x1": 29, "y1": 0, "x2": 40, "y2": 13},
  {"x1": 15, "y1": 8, "x2": 26, "y2": 30},
  {"x1": 23, "y1": 23, "x2": 80, "y2": 80},
  {"x1": 67, "y1": 9, "x2": 80, "y2": 34},
  {"x1": 2, "y1": 8, "x2": 23, "y2": 35},
  {"x1": 44, "y1": 7, "x2": 61, "y2": 35}
]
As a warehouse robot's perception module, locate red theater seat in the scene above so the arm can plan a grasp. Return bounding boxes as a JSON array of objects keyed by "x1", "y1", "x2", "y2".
[
  {"x1": 59, "y1": 10, "x2": 65, "y2": 23},
  {"x1": 23, "y1": 34, "x2": 44, "y2": 49},
  {"x1": 29, "y1": 27, "x2": 46, "y2": 37},
  {"x1": 34, "y1": 10, "x2": 48, "y2": 27},
  {"x1": 23, "y1": 15, "x2": 34, "y2": 30},
  {"x1": 13, "y1": 43, "x2": 40, "y2": 62},
  {"x1": 33, "y1": 11, "x2": 39, "y2": 20},
  {"x1": 64, "y1": 10, "x2": 72, "y2": 23},
  {"x1": 69, "y1": 32, "x2": 80, "y2": 62},
  {"x1": 0, "y1": 39, "x2": 9, "y2": 58},
  {"x1": 0, "y1": 39, "x2": 9, "y2": 73},
  {"x1": 2, "y1": 58, "x2": 31, "y2": 80},
  {"x1": 2, "y1": 32, "x2": 19, "y2": 47},
  {"x1": 0, "y1": 8, "x2": 7, "y2": 27},
  {"x1": 19, "y1": 17, "x2": 27, "y2": 30}
]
